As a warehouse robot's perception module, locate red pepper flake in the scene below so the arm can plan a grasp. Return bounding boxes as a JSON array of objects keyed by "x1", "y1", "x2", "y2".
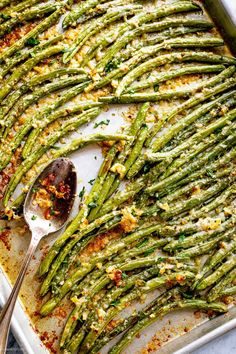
[
  {"x1": 176, "y1": 274, "x2": 185, "y2": 283},
  {"x1": 0, "y1": 172, "x2": 10, "y2": 199},
  {"x1": 40, "y1": 331, "x2": 58, "y2": 354},
  {"x1": 54, "y1": 307, "x2": 67, "y2": 319},
  {"x1": 113, "y1": 269, "x2": 123, "y2": 287},
  {"x1": 222, "y1": 295, "x2": 234, "y2": 305},
  {"x1": 194, "y1": 310, "x2": 202, "y2": 319},
  {"x1": 0, "y1": 23, "x2": 35, "y2": 50},
  {"x1": 0, "y1": 229, "x2": 11, "y2": 250},
  {"x1": 44, "y1": 209, "x2": 51, "y2": 220},
  {"x1": 207, "y1": 309, "x2": 215, "y2": 318},
  {"x1": 58, "y1": 181, "x2": 71, "y2": 199},
  {"x1": 41, "y1": 173, "x2": 56, "y2": 187},
  {"x1": 44, "y1": 207, "x2": 60, "y2": 220}
]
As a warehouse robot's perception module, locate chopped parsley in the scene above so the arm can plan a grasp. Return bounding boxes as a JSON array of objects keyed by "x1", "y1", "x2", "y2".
[
  {"x1": 206, "y1": 168, "x2": 215, "y2": 178},
  {"x1": 26, "y1": 37, "x2": 40, "y2": 47},
  {"x1": 0, "y1": 13, "x2": 11, "y2": 20},
  {"x1": 143, "y1": 162, "x2": 151, "y2": 174},
  {"x1": 181, "y1": 291, "x2": 193, "y2": 299},
  {"x1": 88, "y1": 201, "x2": 97, "y2": 209},
  {"x1": 178, "y1": 234, "x2": 186, "y2": 242},
  {"x1": 143, "y1": 247, "x2": 156, "y2": 257},
  {"x1": 104, "y1": 58, "x2": 121, "y2": 73},
  {"x1": 31, "y1": 215, "x2": 37, "y2": 220},
  {"x1": 79, "y1": 186, "x2": 85, "y2": 201},
  {"x1": 50, "y1": 207, "x2": 56, "y2": 216},
  {"x1": 93, "y1": 119, "x2": 110, "y2": 129},
  {"x1": 110, "y1": 300, "x2": 120, "y2": 307},
  {"x1": 136, "y1": 238, "x2": 148, "y2": 248},
  {"x1": 88, "y1": 179, "x2": 95, "y2": 185},
  {"x1": 153, "y1": 84, "x2": 159, "y2": 92},
  {"x1": 122, "y1": 272, "x2": 128, "y2": 279},
  {"x1": 77, "y1": 316, "x2": 83, "y2": 323},
  {"x1": 50, "y1": 145, "x2": 61, "y2": 150}
]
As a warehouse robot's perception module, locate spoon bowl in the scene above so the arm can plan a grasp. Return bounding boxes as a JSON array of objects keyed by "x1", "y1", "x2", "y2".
[
  {"x1": 24, "y1": 158, "x2": 77, "y2": 236},
  {"x1": 0, "y1": 158, "x2": 77, "y2": 354}
]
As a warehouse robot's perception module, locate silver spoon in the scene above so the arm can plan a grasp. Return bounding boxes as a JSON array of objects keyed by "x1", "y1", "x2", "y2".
[{"x1": 0, "y1": 158, "x2": 77, "y2": 353}]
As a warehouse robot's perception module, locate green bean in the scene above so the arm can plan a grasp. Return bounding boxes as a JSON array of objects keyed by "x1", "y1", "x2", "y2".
[
  {"x1": 128, "y1": 87, "x2": 236, "y2": 179},
  {"x1": 94, "y1": 51, "x2": 236, "y2": 90},
  {"x1": 148, "y1": 106, "x2": 236, "y2": 162},
  {"x1": 116, "y1": 37, "x2": 224, "y2": 95},
  {"x1": 146, "y1": 66, "x2": 236, "y2": 147},
  {"x1": 193, "y1": 182, "x2": 236, "y2": 220},
  {"x1": 0, "y1": 81, "x2": 90, "y2": 169},
  {"x1": 207, "y1": 268, "x2": 236, "y2": 301},
  {"x1": 62, "y1": 0, "x2": 108, "y2": 29},
  {"x1": 97, "y1": 125, "x2": 236, "y2": 218},
  {"x1": 162, "y1": 104, "x2": 236, "y2": 178},
  {"x1": 63, "y1": 4, "x2": 142, "y2": 63},
  {"x1": 78, "y1": 272, "x2": 195, "y2": 353},
  {"x1": 219, "y1": 286, "x2": 236, "y2": 297},
  {"x1": 118, "y1": 24, "x2": 215, "y2": 63},
  {"x1": 0, "y1": 2, "x2": 59, "y2": 38},
  {"x1": 66, "y1": 265, "x2": 163, "y2": 351},
  {"x1": 164, "y1": 218, "x2": 236, "y2": 252},
  {"x1": 39, "y1": 222, "x2": 179, "y2": 315},
  {"x1": 90, "y1": 288, "x2": 180, "y2": 354},
  {"x1": 40, "y1": 211, "x2": 121, "y2": 296},
  {"x1": 81, "y1": 24, "x2": 127, "y2": 66},
  {"x1": 161, "y1": 177, "x2": 235, "y2": 220},
  {"x1": 144, "y1": 177, "x2": 215, "y2": 217},
  {"x1": 127, "y1": 64, "x2": 225, "y2": 93},
  {"x1": 96, "y1": 18, "x2": 214, "y2": 73},
  {"x1": 3, "y1": 0, "x2": 42, "y2": 14},
  {"x1": 0, "y1": 6, "x2": 64, "y2": 62},
  {"x1": 0, "y1": 0, "x2": 11, "y2": 9},
  {"x1": 109, "y1": 299, "x2": 227, "y2": 354},
  {"x1": 0, "y1": 44, "x2": 64, "y2": 104},
  {"x1": 167, "y1": 144, "x2": 236, "y2": 192},
  {"x1": 22, "y1": 102, "x2": 105, "y2": 159},
  {"x1": 196, "y1": 254, "x2": 236, "y2": 290},
  {"x1": 99, "y1": 88, "x2": 198, "y2": 104},
  {"x1": 0, "y1": 68, "x2": 86, "y2": 132},
  {"x1": 1, "y1": 74, "x2": 89, "y2": 138},
  {"x1": 177, "y1": 228, "x2": 236, "y2": 259},
  {"x1": 146, "y1": 108, "x2": 236, "y2": 195},
  {"x1": 193, "y1": 238, "x2": 236, "y2": 289},
  {"x1": 0, "y1": 35, "x2": 63, "y2": 79}
]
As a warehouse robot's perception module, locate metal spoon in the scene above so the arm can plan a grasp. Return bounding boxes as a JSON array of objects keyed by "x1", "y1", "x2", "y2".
[{"x1": 0, "y1": 158, "x2": 77, "y2": 353}]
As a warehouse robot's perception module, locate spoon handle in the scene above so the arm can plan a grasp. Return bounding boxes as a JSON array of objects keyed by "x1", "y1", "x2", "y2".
[{"x1": 0, "y1": 240, "x2": 37, "y2": 354}]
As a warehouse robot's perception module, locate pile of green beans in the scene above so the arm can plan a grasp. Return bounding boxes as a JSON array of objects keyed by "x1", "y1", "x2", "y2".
[{"x1": 0, "y1": 0, "x2": 235, "y2": 353}]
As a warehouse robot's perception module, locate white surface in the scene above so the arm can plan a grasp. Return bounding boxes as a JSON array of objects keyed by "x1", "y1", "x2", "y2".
[
  {"x1": 193, "y1": 329, "x2": 236, "y2": 354},
  {"x1": 0, "y1": 267, "x2": 48, "y2": 354}
]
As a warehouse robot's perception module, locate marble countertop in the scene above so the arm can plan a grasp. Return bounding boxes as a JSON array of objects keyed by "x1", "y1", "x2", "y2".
[{"x1": 8, "y1": 328, "x2": 236, "y2": 353}]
